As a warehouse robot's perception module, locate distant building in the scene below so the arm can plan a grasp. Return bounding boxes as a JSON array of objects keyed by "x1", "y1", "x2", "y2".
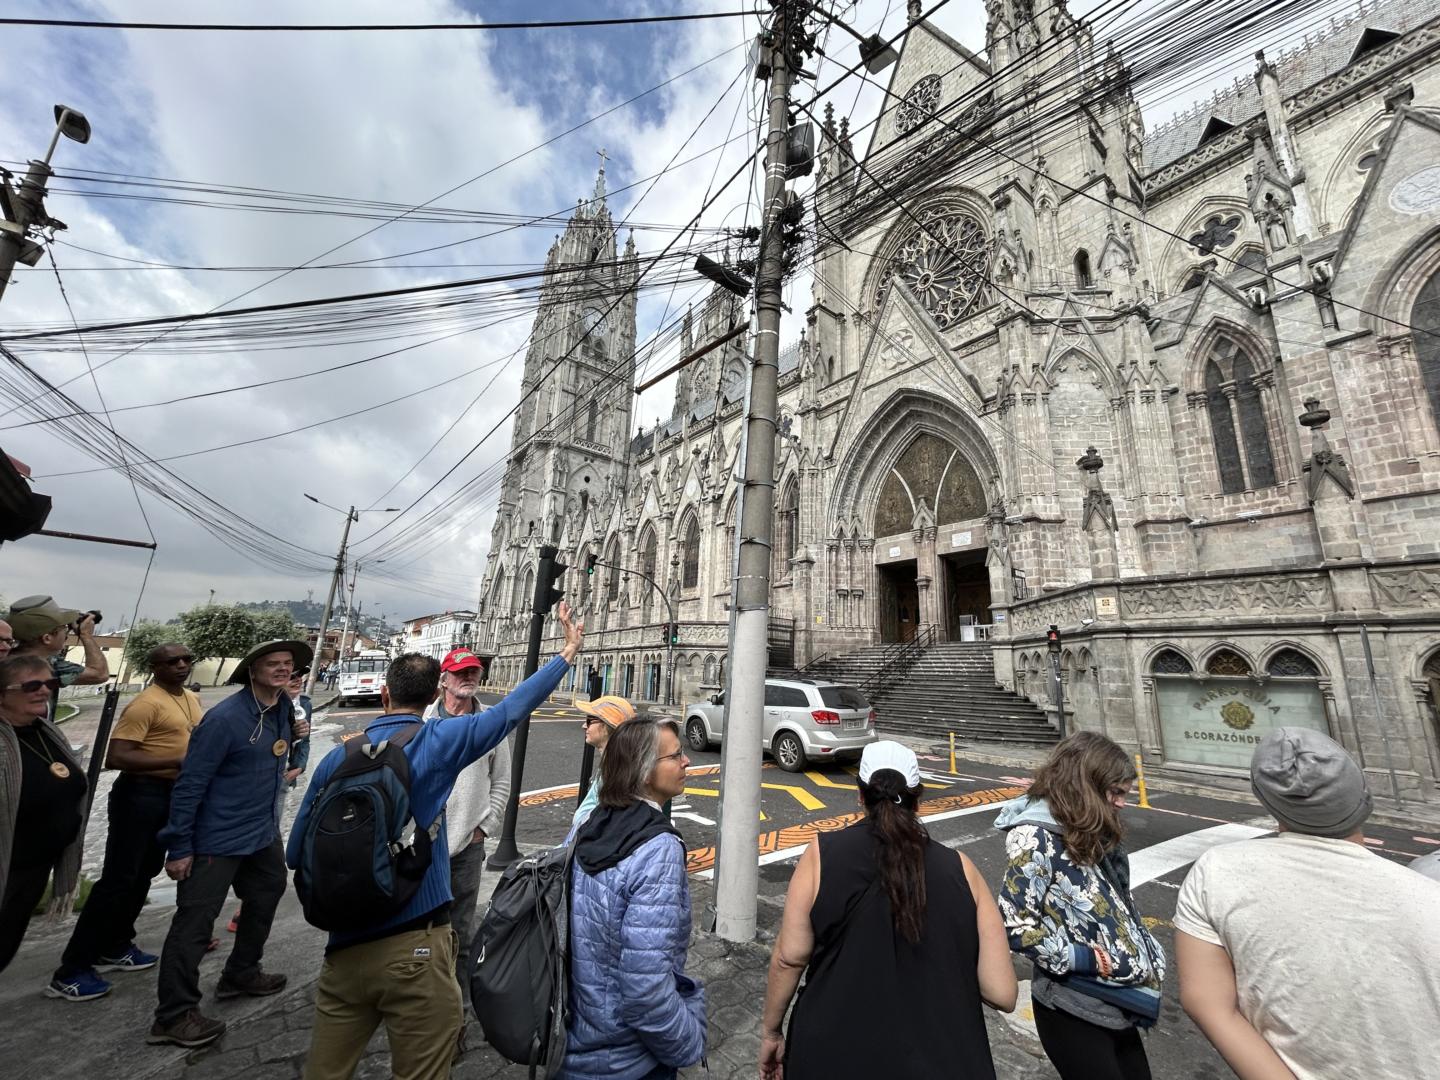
[{"x1": 401, "y1": 610, "x2": 478, "y2": 662}]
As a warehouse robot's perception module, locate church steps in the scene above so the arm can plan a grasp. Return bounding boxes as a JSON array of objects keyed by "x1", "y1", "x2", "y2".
[{"x1": 810, "y1": 639, "x2": 1060, "y2": 747}]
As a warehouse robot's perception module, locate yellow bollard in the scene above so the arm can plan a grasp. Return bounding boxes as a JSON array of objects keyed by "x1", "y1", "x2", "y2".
[
  {"x1": 1134, "y1": 753, "x2": 1151, "y2": 808},
  {"x1": 949, "y1": 732, "x2": 957, "y2": 775}
]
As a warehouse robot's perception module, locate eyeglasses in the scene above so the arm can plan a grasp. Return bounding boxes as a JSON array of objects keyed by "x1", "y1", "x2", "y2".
[
  {"x1": 657, "y1": 749, "x2": 688, "y2": 764},
  {"x1": 160, "y1": 656, "x2": 195, "y2": 666},
  {"x1": 0, "y1": 638, "x2": 16, "y2": 648},
  {"x1": 6, "y1": 678, "x2": 62, "y2": 694}
]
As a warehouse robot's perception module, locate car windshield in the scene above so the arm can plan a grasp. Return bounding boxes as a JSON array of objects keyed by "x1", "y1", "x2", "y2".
[{"x1": 818, "y1": 685, "x2": 869, "y2": 710}]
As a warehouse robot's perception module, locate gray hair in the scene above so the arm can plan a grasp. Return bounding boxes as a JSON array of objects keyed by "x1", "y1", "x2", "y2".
[
  {"x1": 0, "y1": 653, "x2": 54, "y2": 686},
  {"x1": 598, "y1": 717, "x2": 680, "y2": 808}
]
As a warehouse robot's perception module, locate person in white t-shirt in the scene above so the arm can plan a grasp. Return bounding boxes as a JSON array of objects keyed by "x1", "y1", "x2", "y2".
[{"x1": 1174, "y1": 726, "x2": 1440, "y2": 1080}]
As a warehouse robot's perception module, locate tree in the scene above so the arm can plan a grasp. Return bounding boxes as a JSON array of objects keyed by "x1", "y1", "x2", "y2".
[
  {"x1": 122, "y1": 620, "x2": 179, "y2": 679},
  {"x1": 251, "y1": 609, "x2": 300, "y2": 642},
  {"x1": 177, "y1": 603, "x2": 258, "y2": 685}
]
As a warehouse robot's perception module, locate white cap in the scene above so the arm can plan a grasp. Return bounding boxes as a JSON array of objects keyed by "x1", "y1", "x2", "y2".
[{"x1": 859, "y1": 741, "x2": 921, "y2": 788}]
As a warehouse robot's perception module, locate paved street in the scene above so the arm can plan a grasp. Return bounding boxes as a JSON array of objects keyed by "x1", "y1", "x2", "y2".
[{"x1": 2, "y1": 692, "x2": 1435, "y2": 1078}]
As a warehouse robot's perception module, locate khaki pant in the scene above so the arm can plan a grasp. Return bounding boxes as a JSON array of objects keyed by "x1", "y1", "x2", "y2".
[{"x1": 303, "y1": 924, "x2": 462, "y2": 1080}]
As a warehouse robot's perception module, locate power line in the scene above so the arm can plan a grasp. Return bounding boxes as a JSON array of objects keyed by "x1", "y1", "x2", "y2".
[{"x1": 0, "y1": 11, "x2": 762, "y2": 32}]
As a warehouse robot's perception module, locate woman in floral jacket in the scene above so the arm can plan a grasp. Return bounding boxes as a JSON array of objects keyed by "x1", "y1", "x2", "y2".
[{"x1": 995, "y1": 732, "x2": 1165, "y2": 1080}]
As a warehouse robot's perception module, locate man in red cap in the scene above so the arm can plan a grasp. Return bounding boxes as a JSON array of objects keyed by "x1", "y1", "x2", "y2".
[{"x1": 422, "y1": 646, "x2": 510, "y2": 1056}]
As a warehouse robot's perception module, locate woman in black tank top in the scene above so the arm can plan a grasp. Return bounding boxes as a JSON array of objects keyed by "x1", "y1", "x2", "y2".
[{"x1": 760, "y1": 741, "x2": 1017, "y2": 1080}]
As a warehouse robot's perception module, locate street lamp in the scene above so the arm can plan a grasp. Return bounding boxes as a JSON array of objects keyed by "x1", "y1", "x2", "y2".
[{"x1": 813, "y1": 12, "x2": 900, "y2": 74}]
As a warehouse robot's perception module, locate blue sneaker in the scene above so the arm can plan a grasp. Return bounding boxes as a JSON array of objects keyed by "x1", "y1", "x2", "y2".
[
  {"x1": 95, "y1": 945, "x2": 158, "y2": 973},
  {"x1": 45, "y1": 970, "x2": 113, "y2": 1001}
]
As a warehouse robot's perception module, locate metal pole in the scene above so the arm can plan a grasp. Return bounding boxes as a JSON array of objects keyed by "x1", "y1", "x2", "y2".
[
  {"x1": 1048, "y1": 646, "x2": 1067, "y2": 739},
  {"x1": 488, "y1": 544, "x2": 557, "y2": 869},
  {"x1": 714, "y1": 8, "x2": 790, "y2": 944},
  {"x1": 305, "y1": 507, "x2": 355, "y2": 696},
  {"x1": 337, "y1": 565, "x2": 360, "y2": 665},
  {"x1": 1358, "y1": 624, "x2": 1404, "y2": 805},
  {"x1": 82, "y1": 688, "x2": 121, "y2": 820}
]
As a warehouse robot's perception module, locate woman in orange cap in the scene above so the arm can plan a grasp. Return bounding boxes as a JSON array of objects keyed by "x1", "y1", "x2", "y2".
[{"x1": 570, "y1": 695, "x2": 637, "y2": 833}]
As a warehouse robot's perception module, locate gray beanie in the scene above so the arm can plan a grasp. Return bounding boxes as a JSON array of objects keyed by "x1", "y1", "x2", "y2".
[{"x1": 1250, "y1": 727, "x2": 1372, "y2": 837}]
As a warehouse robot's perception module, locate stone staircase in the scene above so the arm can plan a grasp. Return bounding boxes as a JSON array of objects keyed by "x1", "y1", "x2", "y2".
[{"x1": 803, "y1": 640, "x2": 1061, "y2": 747}]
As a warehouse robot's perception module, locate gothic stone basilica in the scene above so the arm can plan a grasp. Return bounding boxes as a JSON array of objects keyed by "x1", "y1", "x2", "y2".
[{"x1": 476, "y1": 0, "x2": 1440, "y2": 809}]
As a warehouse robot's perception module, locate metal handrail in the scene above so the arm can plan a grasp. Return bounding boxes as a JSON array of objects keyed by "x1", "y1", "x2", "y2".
[{"x1": 861, "y1": 623, "x2": 938, "y2": 699}]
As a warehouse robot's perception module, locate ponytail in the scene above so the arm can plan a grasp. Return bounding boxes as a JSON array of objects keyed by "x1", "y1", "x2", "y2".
[{"x1": 860, "y1": 770, "x2": 928, "y2": 944}]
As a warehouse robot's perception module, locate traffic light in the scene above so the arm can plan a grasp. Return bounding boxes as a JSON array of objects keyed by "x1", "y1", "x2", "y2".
[
  {"x1": 669, "y1": 623, "x2": 680, "y2": 646},
  {"x1": 532, "y1": 545, "x2": 567, "y2": 615},
  {"x1": 1046, "y1": 624, "x2": 1061, "y2": 651},
  {"x1": 660, "y1": 622, "x2": 671, "y2": 645},
  {"x1": 585, "y1": 551, "x2": 598, "y2": 576}
]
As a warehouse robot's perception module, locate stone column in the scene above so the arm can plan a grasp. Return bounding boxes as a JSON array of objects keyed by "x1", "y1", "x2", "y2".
[
  {"x1": 1221, "y1": 383, "x2": 1253, "y2": 490},
  {"x1": 915, "y1": 525, "x2": 940, "y2": 632},
  {"x1": 1251, "y1": 369, "x2": 1295, "y2": 481}
]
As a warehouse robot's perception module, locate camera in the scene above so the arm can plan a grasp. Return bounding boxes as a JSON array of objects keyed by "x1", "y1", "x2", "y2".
[{"x1": 72, "y1": 609, "x2": 102, "y2": 632}]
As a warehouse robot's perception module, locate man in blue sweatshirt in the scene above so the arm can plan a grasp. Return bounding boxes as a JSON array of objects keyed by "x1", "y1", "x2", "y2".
[
  {"x1": 150, "y1": 638, "x2": 312, "y2": 1048},
  {"x1": 291, "y1": 602, "x2": 583, "y2": 1080}
]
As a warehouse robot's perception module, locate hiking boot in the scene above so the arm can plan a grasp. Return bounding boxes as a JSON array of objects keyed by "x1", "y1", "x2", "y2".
[
  {"x1": 215, "y1": 969, "x2": 286, "y2": 999},
  {"x1": 44, "y1": 970, "x2": 113, "y2": 1002},
  {"x1": 96, "y1": 945, "x2": 158, "y2": 973},
  {"x1": 147, "y1": 1009, "x2": 226, "y2": 1048}
]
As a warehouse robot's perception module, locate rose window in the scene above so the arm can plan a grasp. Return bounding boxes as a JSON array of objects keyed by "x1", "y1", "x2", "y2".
[
  {"x1": 895, "y1": 75, "x2": 942, "y2": 136},
  {"x1": 875, "y1": 206, "x2": 988, "y2": 328}
]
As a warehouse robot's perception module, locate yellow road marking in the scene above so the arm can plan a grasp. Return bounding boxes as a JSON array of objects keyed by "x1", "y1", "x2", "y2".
[
  {"x1": 683, "y1": 787, "x2": 718, "y2": 797},
  {"x1": 762, "y1": 782, "x2": 824, "y2": 811}
]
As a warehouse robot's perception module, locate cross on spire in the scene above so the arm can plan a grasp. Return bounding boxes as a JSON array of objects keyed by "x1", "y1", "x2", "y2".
[{"x1": 592, "y1": 148, "x2": 608, "y2": 205}]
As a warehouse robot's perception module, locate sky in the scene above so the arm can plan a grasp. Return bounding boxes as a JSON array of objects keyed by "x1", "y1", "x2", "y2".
[{"x1": 0, "y1": 0, "x2": 1364, "y2": 631}]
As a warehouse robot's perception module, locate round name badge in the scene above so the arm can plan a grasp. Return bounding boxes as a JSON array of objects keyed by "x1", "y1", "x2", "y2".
[
  {"x1": 50, "y1": 761, "x2": 71, "y2": 779},
  {"x1": 272, "y1": 738, "x2": 288, "y2": 758}
]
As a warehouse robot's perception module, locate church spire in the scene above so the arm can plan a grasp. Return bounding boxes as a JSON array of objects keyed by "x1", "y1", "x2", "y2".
[{"x1": 592, "y1": 148, "x2": 608, "y2": 211}]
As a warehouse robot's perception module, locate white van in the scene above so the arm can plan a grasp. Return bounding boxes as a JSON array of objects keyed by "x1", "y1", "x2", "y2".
[{"x1": 336, "y1": 651, "x2": 387, "y2": 706}]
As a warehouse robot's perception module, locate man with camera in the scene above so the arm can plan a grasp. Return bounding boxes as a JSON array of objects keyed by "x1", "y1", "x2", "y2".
[{"x1": 6, "y1": 596, "x2": 109, "y2": 716}]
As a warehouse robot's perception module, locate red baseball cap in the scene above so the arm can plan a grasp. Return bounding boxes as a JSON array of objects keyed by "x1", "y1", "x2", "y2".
[{"x1": 440, "y1": 648, "x2": 483, "y2": 673}]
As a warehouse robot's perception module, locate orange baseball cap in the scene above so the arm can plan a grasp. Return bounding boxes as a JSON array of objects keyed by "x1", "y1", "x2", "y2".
[{"x1": 576, "y1": 695, "x2": 638, "y2": 729}]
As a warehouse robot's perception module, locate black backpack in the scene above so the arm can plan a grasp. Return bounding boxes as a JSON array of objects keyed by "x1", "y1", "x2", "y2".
[
  {"x1": 470, "y1": 843, "x2": 574, "y2": 1078},
  {"x1": 293, "y1": 725, "x2": 443, "y2": 934}
]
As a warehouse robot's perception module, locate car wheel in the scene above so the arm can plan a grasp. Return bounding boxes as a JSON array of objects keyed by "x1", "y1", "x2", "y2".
[
  {"x1": 772, "y1": 731, "x2": 805, "y2": 773},
  {"x1": 685, "y1": 717, "x2": 711, "y2": 753}
]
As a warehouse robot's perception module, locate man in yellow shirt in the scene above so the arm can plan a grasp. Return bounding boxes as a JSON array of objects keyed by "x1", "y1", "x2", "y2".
[{"x1": 48, "y1": 643, "x2": 203, "y2": 1002}]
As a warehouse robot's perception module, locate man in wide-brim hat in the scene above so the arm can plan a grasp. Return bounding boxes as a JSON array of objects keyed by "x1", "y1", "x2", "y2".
[{"x1": 148, "y1": 638, "x2": 312, "y2": 1049}]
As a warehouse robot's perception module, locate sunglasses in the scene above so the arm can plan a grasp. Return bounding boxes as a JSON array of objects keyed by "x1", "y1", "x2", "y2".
[
  {"x1": 582, "y1": 717, "x2": 603, "y2": 728},
  {"x1": 6, "y1": 678, "x2": 62, "y2": 694},
  {"x1": 160, "y1": 655, "x2": 195, "y2": 666}
]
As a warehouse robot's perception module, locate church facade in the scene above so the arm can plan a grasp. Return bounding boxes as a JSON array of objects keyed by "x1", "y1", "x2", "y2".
[{"x1": 476, "y1": 0, "x2": 1440, "y2": 807}]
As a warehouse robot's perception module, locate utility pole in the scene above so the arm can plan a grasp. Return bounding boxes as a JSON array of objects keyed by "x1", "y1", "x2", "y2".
[
  {"x1": 305, "y1": 499, "x2": 356, "y2": 696},
  {"x1": 0, "y1": 106, "x2": 91, "y2": 305},
  {"x1": 713, "y1": 4, "x2": 794, "y2": 945}
]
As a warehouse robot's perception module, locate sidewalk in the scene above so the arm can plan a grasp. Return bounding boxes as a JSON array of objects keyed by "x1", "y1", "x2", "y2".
[{"x1": 0, "y1": 859, "x2": 1054, "y2": 1080}]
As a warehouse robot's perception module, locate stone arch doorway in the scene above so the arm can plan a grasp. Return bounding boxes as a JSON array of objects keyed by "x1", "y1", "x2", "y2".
[{"x1": 869, "y1": 430, "x2": 991, "y2": 643}]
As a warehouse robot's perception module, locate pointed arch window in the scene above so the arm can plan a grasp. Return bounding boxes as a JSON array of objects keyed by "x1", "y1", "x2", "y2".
[
  {"x1": 1151, "y1": 649, "x2": 1194, "y2": 675},
  {"x1": 1074, "y1": 249, "x2": 1093, "y2": 288},
  {"x1": 1205, "y1": 649, "x2": 1251, "y2": 676},
  {"x1": 1203, "y1": 337, "x2": 1277, "y2": 494},
  {"x1": 1414, "y1": 268, "x2": 1440, "y2": 432},
  {"x1": 605, "y1": 537, "x2": 622, "y2": 603},
  {"x1": 585, "y1": 395, "x2": 600, "y2": 442},
  {"x1": 779, "y1": 479, "x2": 800, "y2": 576},
  {"x1": 1266, "y1": 648, "x2": 1320, "y2": 677},
  {"x1": 639, "y1": 527, "x2": 658, "y2": 620},
  {"x1": 680, "y1": 514, "x2": 700, "y2": 591}
]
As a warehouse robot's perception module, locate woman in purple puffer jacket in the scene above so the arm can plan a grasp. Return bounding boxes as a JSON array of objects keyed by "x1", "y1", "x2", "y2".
[{"x1": 561, "y1": 717, "x2": 705, "y2": 1080}]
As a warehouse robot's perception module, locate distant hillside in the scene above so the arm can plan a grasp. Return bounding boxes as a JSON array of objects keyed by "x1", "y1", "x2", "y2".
[{"x1": 239, "y1": 599, "x2": 393, "y2": 638}]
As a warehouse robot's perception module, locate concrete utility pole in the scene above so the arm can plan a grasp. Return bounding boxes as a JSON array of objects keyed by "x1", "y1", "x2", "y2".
[
  {"x1": 713, "y1": 5, "x2": 794, "y2": 944},
  {"x1": 0, "y1": 106, "x2": 91, "y2": 305},
  {"x1": 305, "y1": 498, "x2": 357, "y2": 695}
]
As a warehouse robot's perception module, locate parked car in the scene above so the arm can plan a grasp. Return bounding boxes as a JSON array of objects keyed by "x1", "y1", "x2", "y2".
[{"x1": 683, "y1": 678, "x2": 878, "y2": 772}]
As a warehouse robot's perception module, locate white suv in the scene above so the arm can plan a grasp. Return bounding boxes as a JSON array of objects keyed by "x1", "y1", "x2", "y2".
[{"x1": 683, "y1": 678, "x2": 878, "y2": 772}]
